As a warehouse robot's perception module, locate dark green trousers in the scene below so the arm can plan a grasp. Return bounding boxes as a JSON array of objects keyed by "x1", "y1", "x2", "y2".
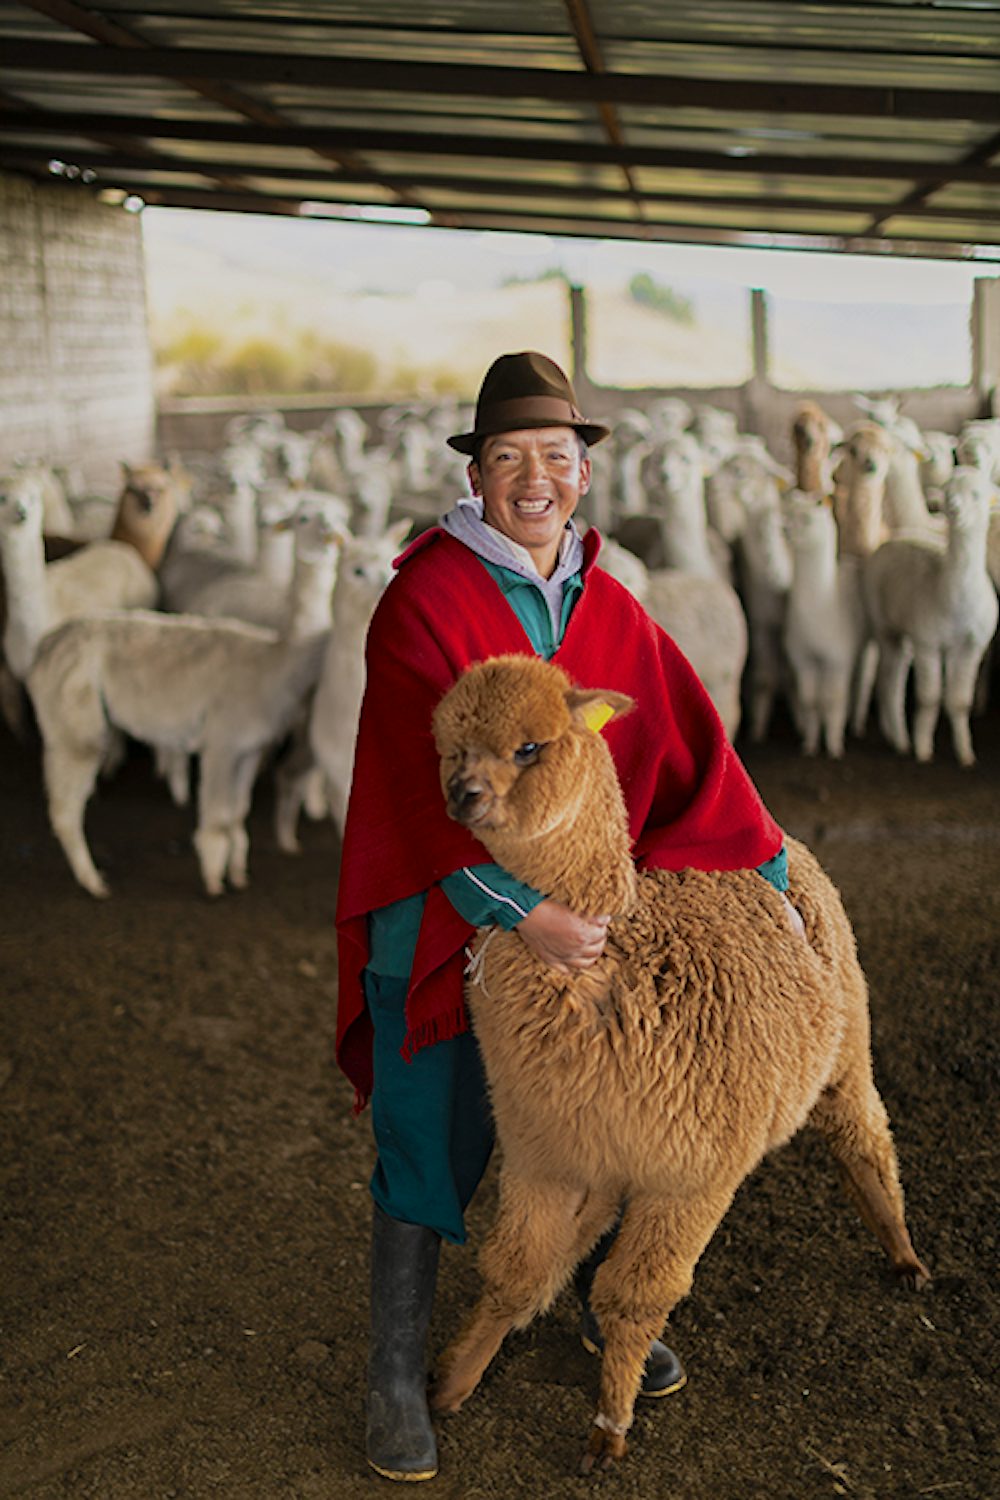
[{"x1": 365, "y1": 970, "x2": 495, "y2": 1244}]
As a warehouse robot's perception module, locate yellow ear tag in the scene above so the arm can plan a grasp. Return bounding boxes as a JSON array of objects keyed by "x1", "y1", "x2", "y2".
[{"x1": 581, "y1": 701, "x2": 615, "y2": 734}]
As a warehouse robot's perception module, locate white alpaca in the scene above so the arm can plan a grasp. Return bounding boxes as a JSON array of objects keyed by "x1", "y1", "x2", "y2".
[
  {"x1": 956, "y1": 420, "x2": 1000, "y2": 482},
  {"x1": 350, "y1": 449, "x2": 396, "y2": 538},
  {"x1": 607, "y1": 412, "x2": 653, "y2": 519},
  {"x1": 736, "y1": 482, "x2": 793, "y2": 743},
  {"x1": 646, "y1": 397, "x2": 693, "y2": 440},
  {"x1": 919, "y1": 431, "x2": 956, "y2": 511},
  {"x1": 865, "y1": 467, "x2": 998, "y2": 766},
  {"x1": 597, "y1": 538, "x2": 747, "y2": 740},
  {"x1": 275, "y1": 519, "x2": 411, "y2": 849},
  {"x1": 27, "y1": 499, "x2": 345, "y2": 898},
  {"x1": 0, "y1": 473, "x2": 159, "y2": 681},
  {"x1": 783, "y1": 499, "x2": 870, "y2": 759},
  {"x1": 645, "y1": 433, "x2": 726, "y2": 579},
  {"x1": 180, "y1": 490, "x2": 351, "y2": 629}
]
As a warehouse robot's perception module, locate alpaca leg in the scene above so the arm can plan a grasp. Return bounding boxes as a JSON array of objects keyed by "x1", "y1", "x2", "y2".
[
  {"x1": 850, "y1": 639, "x2": 879, "y2": 737},
  {"x1": 193, "y1": 750, "x2": 239, "y2": 897},
  {"x1": 943, "y1": 645, "x2": 982, "y2": 768},
  {"x1": 0, "y1": 659, "x2": 28, "y2": 741},
  {"x1": 911, "y1": 648, "x2": 942, "y2": 763},
  {"x1": 431, "y1": 1174, "x2": 603, "y2": 1416},
  {"x1": 748, "y1": 671, "x2": 774, "y2": 744},
  {"x1": 302, "y1": 765, "x2": 329, "y2": 820},
  {"x1": 225, "y1": 750, "x2": 262, "y2": 889},
  {"x1": 808, "y1": 1046, "x2": 930, "y2": 1289},
  {"x1": 43, "y1": 744, "x2": 109, "y2": 898},
  {"x1": 794, "y1": 661, "x2": 821, "y2": 756},
  {"x1": 99, "y1": 727, "x2": 127, "y2": 780},
  {"x1": 582, "y1": 1190, "x2": 732, "y2": 1472},
  {"x1": 820, "y1": 668, "x2": 849, "y2": 759},
  {"x1": 274, "y1": 728, "x2": 315, "y2": 854},
  {"x1": 877, "y1": 638, "x2": 912, "y2": 753},
  {"x1": 155, "y1": 746, "x2": 190, "y2": 808}
]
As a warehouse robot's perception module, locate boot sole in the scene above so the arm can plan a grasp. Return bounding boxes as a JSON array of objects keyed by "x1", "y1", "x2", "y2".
[
  {"x1": 581, "y1": 1335, "x2": 688, "y2": 1399},
  {"x1": 367, "y1": 1458, "x2": 439, "y2": 1482}
]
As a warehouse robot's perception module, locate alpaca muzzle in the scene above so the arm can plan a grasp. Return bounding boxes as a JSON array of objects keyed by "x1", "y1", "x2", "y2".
[{"x1": 446, "y1": 773, "x2": 493, "y2": 826}]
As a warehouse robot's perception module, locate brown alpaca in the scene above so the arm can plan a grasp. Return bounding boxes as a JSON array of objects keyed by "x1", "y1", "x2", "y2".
[
  {"x1": 833, "y1": 422, "x2": 895, "y2": 558},
  {"x1": 110, "y1": 461, "x2": 185, "y2": 570},
  {"x1": 429, "y1": 654, "x2": 929, "y2": 1472},
  {"x1": 792, "y1": 399, "x2": 839, "y2": 498}
]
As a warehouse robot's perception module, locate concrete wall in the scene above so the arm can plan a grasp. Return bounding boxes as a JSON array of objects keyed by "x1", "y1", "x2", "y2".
[{"x1": 0, "y1": 171, "x2": 155, "y2": 491}]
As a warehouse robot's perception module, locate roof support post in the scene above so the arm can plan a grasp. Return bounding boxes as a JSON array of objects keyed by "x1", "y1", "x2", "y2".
[{"x1": 971, "y1": 277, "x2": 1000, "y2": 409}]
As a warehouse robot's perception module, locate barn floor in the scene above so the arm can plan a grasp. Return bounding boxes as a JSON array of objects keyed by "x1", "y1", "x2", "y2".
[{"x1": 0, "y1": 706, "x2": 997, "y2": 1500}]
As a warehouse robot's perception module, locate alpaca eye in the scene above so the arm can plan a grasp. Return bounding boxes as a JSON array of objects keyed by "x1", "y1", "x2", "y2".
[{"x1": 513, "y1": 742, "x2": 540, "y2": 765}]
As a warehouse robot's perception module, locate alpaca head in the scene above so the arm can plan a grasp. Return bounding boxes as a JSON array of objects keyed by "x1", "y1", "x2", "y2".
[
  {"x1": 838, "y1": 423, "x2": 894, "y2": 482},
  {"x1": 113, "y1": 462, "x2": 185, "y2": 566},
  {"x1": 0, "y1": 472, "x2": 44, "y2": 538},
  {"x1": 432, "y1": 655, "x2": 633, "y2": 845},
  {"x1": 943, "y1": 466, "x2": 994, "y2": 536}
]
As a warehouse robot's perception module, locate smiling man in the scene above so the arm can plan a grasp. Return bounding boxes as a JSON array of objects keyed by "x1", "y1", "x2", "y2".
[{"x1": 335, "y1": 352, "x2": 790, "y2": 1482}]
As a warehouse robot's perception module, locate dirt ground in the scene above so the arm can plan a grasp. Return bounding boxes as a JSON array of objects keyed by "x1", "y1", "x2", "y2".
[{"x1": 1, "y1": 703, "x2": 997, "y2": 1500}]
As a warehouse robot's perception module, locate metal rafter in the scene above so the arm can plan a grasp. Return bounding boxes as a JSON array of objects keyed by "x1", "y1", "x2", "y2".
[
  {"x1": 98, "y1": 180, "x2": 1000, "y2": 261},
  {"x1": 562, "y1": 0, "x2": 645, "y2": 225},
  {"x1": 11, "y1": 0, "x2": 418, "y2": 204},
  {"x1": 4, "y1": 110, "x2": 998, "y2": 186},
  {"x1": 3, "y1": 39, "x2": 1000, "y2": 123},
  {"x1": 864, "y1": 127, "x2": 1000, "y2": 234},
  {"x1": 4, "y1": 141, "x2": 998, "y2": 226}
]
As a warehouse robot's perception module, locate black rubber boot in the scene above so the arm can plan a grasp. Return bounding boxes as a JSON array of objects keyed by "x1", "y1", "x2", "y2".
[
  {"x1": 366, "y1": 1204, "x2": 441, "y2": 1482},
  {"x1": 574, "y1": 1224, "x2": 687, "y2": 1400}
]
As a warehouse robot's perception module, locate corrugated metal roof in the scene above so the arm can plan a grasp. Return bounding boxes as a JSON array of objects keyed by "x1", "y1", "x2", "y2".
[{"x1": 1, "y1": 0, "x2": 998, "y2": 259}]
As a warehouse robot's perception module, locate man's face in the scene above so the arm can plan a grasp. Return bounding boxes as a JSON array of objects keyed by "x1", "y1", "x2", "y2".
[{"x1": 468, "y1": 426, "x2": 591, "y2": 575}]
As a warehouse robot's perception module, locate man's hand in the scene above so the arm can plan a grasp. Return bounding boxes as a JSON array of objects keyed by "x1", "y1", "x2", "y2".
[{"x1": 517, "y1": 899, "x2": 610, "y2": 973}]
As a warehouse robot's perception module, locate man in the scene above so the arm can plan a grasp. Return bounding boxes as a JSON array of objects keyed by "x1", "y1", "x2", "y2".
[{"x1": 336, "y1": 352, "x2": 788, "y2": 1481}]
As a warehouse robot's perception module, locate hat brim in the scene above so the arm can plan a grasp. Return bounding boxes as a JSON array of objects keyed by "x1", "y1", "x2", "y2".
[{"x1": 447, "y1": 416, "x2": 610, "y2": 455}]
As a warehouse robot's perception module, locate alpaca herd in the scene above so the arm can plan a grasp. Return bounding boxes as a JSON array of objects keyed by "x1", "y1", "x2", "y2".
[
  {"x1": 589, "y1": 396, "x2": 999, "y2": 766},
  {"x1": 0, "y1": 423, "x2": 409, "y2": 897},
  {"x1": 1, "y1": 394, "x2": 998, "y2": 900}
]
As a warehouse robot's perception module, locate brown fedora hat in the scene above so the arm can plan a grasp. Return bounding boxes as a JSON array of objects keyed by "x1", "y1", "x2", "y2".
[{"x1": 447, "y1": 351, "x2": 609, "y2": 455}]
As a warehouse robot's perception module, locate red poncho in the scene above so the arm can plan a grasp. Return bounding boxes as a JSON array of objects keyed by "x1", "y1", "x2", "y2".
[{"x1": 335, "y1": 528, "x2": 783, "y2": 1108}]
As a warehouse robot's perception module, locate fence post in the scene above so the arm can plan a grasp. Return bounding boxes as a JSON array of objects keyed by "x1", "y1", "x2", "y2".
[
  {"x1": 570, "y1": 283, "x2": 589, "y2": 392},
  {"x1": 750, "y1": 287, "x2": 770, "y2": 383}
]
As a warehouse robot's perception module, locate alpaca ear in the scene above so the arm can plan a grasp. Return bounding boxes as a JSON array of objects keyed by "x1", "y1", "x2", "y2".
[{"x1": 566, "y1": 688, "x2": 635, "y2": 734}]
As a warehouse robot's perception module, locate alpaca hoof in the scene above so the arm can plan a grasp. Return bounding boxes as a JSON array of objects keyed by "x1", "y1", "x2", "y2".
[
  {"x1": 84, "y1": 873, "x2": 110, "y2": 899},
  {"x1": 579, "y1": 1427, "x2": 627, "y2": 1474},
  {"x1": 428, "y1": 1369, "x2": 472, "y2": 1416},
  {"x1": 896, "y1": 1258, "x2": 932, "y2": 1292},
  {"x1": 277, "y1": 834, "x2": 301, "y2": 856}
]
